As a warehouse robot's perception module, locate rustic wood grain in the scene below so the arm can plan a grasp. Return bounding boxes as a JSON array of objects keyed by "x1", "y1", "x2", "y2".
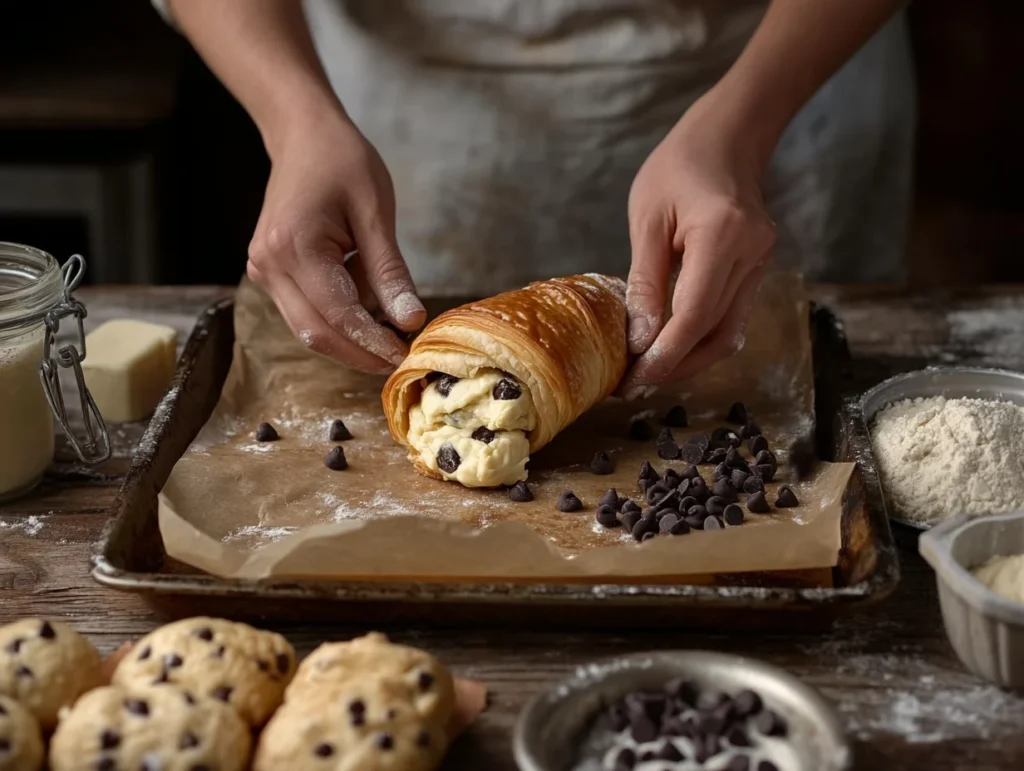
[{"x1": 3, "y1": 284, "x2": 1024, "y2": 770}]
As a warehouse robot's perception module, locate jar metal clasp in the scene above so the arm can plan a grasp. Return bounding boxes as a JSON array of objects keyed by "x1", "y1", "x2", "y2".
[{"x1": 38, "y1": 255, "x2": 111, "y2": 464}]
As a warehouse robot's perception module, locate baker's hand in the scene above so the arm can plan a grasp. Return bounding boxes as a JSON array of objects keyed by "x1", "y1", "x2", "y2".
[
  {"x1": 621, "y1": 94, "x2": 775, "y2": 399},
  {"x1": 246, "y1": 109, "x2": 425, "y2": 373}
]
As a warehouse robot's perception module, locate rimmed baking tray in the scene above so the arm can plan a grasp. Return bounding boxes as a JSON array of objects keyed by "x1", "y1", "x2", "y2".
[
  {"x1": 857, "y1": 366, "x2": 1024, "y2": 532},
  {"x1": 91, "y1": 299, "x2": 899, "y2": 631}
]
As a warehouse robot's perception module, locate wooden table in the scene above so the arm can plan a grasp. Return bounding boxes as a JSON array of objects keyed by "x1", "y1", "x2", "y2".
[{"x1": 4, "y1": 284, "x2": 1024, "y2": 771}]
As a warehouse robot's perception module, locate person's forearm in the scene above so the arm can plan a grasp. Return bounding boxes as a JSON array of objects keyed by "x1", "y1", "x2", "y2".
[
  {"x1": 702, "y1": 0, "x2": 906, "y2": 168},
  {"x1": 168, "y1": 0, "x2": 345, "y2": 157}
]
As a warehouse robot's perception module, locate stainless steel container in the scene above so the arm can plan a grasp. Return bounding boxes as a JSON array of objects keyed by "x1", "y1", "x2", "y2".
[{"x1": 513, "y1": 650, "x2": 850, "y2": 771}]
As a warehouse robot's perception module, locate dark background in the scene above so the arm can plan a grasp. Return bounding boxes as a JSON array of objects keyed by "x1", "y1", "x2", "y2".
[{"x1": 0, "y1": 0, "x2": 1020, "y2": 287}]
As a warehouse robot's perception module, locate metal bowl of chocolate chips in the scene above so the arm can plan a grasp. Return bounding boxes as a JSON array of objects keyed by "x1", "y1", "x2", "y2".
[{"x1": 514, "y1": 651, "x2": 850, "y2": 771}]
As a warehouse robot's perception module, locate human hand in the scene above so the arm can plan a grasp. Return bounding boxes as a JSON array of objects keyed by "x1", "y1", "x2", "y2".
[
  {"x1": 620, "y1": 93, "x2": 776, "y2": 399},
  {"x1": 246, "y1": 108, "x2": 425, "y2": 373}
]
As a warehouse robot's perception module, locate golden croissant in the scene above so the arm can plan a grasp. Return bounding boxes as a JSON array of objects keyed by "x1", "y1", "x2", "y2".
[{"x1": 382, "y1": 274, "x2": 629, "y2": 487}]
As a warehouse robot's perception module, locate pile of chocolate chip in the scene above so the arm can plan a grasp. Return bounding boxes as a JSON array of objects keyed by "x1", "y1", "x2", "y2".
[
  {"x1": 593, "y1": 678, "x2": 788, "y2": 771},
  {"x1": 594, "y1": 402, "x2": 799, "y2": 541}
]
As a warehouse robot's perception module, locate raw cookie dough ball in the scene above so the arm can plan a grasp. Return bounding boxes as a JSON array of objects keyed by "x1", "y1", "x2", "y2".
[
  {"x1": 0, "y1": 694, "x2": 44, "y2": 771},
  {"x1": 112, "y1": 617, "x2": 295, "y2": 727},
  {"x1": 0, "y1": 619, "x2": 102, "y2": 731},
  {"x1": 255, "y1": 676, "x2": 447, "y2": 771},
  {"x1": 49, "y1": 682, "x2": 251, "y2": 771},
  {"x1": 286, "y1": 633, "x2": 454, "y2": 724}
]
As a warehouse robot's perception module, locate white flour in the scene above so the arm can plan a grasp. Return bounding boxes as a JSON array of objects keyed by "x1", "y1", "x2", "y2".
[{"x1": 871, "y1": 396, "x2": 1024, "y2": 524}]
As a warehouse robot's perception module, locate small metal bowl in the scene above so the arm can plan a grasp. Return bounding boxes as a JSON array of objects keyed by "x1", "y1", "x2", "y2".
[
  {"x1": 513, "y1": 650, "x2": 850, "y2": 771},
  {"x1": 920, "y1": 510, "x2": 1024, "y2": 687},
  {"x1": 860, "y1": 366, "x2": 1024, "y2": 531}
]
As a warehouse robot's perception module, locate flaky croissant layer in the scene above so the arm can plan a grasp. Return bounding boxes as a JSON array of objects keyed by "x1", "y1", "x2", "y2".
[{"x1": 382, "y1": 274, "x2": 629, "y2": 487}]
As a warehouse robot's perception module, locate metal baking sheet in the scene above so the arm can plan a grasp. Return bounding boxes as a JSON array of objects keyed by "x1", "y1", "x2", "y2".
[
  {"x1": 90, "y1": 299, "x2": 900, "y2": 631},
  {"x1": 858, "y1": 366, "x2": 1024, "y2": 532},
  {"x1": 514, "y1": 650, "x2": 850, "y2": 771}
]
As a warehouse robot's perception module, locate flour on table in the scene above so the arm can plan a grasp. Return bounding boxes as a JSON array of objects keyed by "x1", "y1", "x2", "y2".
[{"x1": 870, "y1": 396, "x2": 1024, "y2": 524}]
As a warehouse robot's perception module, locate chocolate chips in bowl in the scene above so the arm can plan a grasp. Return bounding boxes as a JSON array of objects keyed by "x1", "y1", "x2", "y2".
[{"x1": 513, "y1": 651, "x2": 850, "y2": 771}]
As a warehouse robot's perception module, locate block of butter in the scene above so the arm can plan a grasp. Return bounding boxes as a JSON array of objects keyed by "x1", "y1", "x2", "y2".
[{"x1": 82, "y1": 320, "x2": 178, "y2": 422}]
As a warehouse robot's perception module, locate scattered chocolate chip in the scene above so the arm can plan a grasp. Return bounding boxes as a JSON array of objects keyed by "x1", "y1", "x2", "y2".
[
  {"x1": 688, "y1": 432, "x2": 711, "y2": 450},
  {"x1": 598, "y1": 488, "x2": 619, "y2": 509},
  {"x1": 273, "y1": 653, "x2": 290, "y2": 676},
  {"x1": 471, "y1": 426, "x2": 496, "y2": 444},
  {"x1": 136, "y1": 645, "x2": 153, "y2": 661},
  {"x1": 656, "y1": 741, "x2": 683, "y2": 761},
  {"x1": 629, "y1": 419, "x2": 654, "y2": 441},
  {"x1": 711, "y1": 426, "x2": 741, "y2": 448},
  {"x1": 654, "y1": 489, "x2": 681, "y2": 511},
  {"x1": 418, "y1": 671, "x2": 434, "y2": 691},
  {"x1": 731, "y1": 469, "x2": 750, "y2": 490},
  {"x1": 590, "y1": 450, "x2": 615, "y2": 475},
  {"x1": 658, "y1": 513, "x2": 679, "y2": 533},
  {"x1": 704, "y1": 515, "x2": 724, "y2": 530},
  {"x1": 669, "y1": 519, "x2": 691, "y2": 535},
  {"x1": 740, "y1": 420, "x2": 762, "y2": 439},
  {"x1": 755, "y1": 449, "x2": 778, "y2": 469},
  {"x1": 776, "y1": 486, "x2": 799, "y2": 508},
  {"x1": 436, "y1": 374, "x2": 460, "y2": 397},
  {"x1": 179, "y1": 732, "x2": 199, "y2": 749},
  {"x1": 3, "y1": 639, "x2": 21, "y2": 654},
  {"x1": 630, "y1": 714, "x2": 659, "y2": 743},
  {"x1": 613, "y1": 748, "x2": 636, "y2": 769},
  {"x1": 743, "y1": 475, "x2": 765, "y2": 495},
  {"x1": 492, "y1": 378, "x2": 521, "y2": 400},
  {"x1": 664, "y1": 405, "x2": 688, "y2": 428},
  {"x1": 436, "y1": 443, "x2": 460, "y2": 474},
  {"x1": 753, "y1": 464, "x2": 776, "y2": 483},
  {"x1": 727, "y1": 402, "x2": 748, "y2": 424},
  {"x1": 679, "y1": 443, "x2": 704, "y2": 465},
  {"x1": 656, "y1": 441, "x2": 680, "y2": 460},
  {"x1": 557, "y1": 490, "x2": 583, "y2": 512},
  {"x1": 733, "y1": 690, "x2": 763, "y2": 718},
  {"x1": 727, "y1": 759, "x2": 751, "y2": 771},
  {"x1": 679, "y1": 464, "x2": 701, "y2": 481},
  {"x1": 124, "y1": 699, "x2": 149, "y2": 716},
  {"x1": 212, "y1": 686, "x2": 233, "y2": 703},
  {"x1": 622, "y1": 499, "x2": 642, "y2": 515},
  {"x1": 746, "y1": 491, "x2": 771, "y2": 514},
  {"x1": 314, "y1": 742, "x2": 334, "y2": 758},
  {"x1": 711, "y1": 463, "x2": 728, "y2": 482},
  {"x1": 687, "y1": 504, "x2": 708, "y2": 520},
  {"x1": 706, "y1": 447, "x2": 728, "y2": 465},
  {"x1": 324, "y1": 446, "x2": 348, "y2": 470},
  {"x1": 754, "y1": 709, "x2": 787, "y2": 737},
  {"x1": 182, "y1": 692, "x2": 196, "y2": 706},
  {"x1": 711, "y1": 478, "x2": 738, "y2": 502},
  {"x1": 641, "y1": 531, "x2": 657, "y2": 542},
  {"x1": 678, "y1": 496, "x2": 698, "y2": 512},
  {"x1": 376, "y1": 734, "x2": 395, "y2": 751},
  {"x1": 0, "y1": 703, "x2": 5, "y2": 715},
  {"x1": 328, "y1": 419, "x2": 353, "y2": 441},
  {"x1": 662, "y1": 468, "x2": 681, "y2": 488},
  {"x1": 723, "y1": 504, "x2": 745, "y2": 526},
  {"x1": 639, "y1": 460, "x2": 658, "y2": 482},
  {"x1": 621, "y1": 510, "x2": 641, "y2": 532},
  {"x1": 747, "y1": 434, "x2": 769, "y2": 457},
  {"x1": 256, "y1": 659, "x2": 270, "y2": 672},
  {"x1": 39, "y1": 621, "x2": 56, "y2": 639},
  {"x1": 153, "y1": 668, "x2": 170, "y2": 684},
  {"x1": 617, "y1": 495, "x2": 631, "y2": 510},
  {"x1": 688, "y1": 477, "x2": 709, "y2": 502},
  {"x1": 726, "y1": 724, "x2": 752, "y2": 747},
  {"x1": 757, "y1": 761, "x2": 780, "y2": 771},
  {"x1": 255, "y1": 422, "x2": 279, "y2": 442},
  {"x1": 15, "y1": 666, "x2": 32, "y2": 678},
  {"x1": 645, "y1": 483, "x2": 670, "y2": 505},
  {"x1": 508, "y1": 481, "x2": 533, "y2": 502},
  {"x1": 97, "y1": 759, "x2": 116, "y2": 771},
  {"x1": 164, "y1": 653, "x2": 183, "y2": 669},
  {"x1": 211, "y1": 646, "x2": 226, "y2": 659},
  {"x1": 100, "y1": 730, "x2": 121, "y2": 750},
  {"x1": 725, "y1": 447, "x2": 748, "y2": 471},
  {"x1": 654, "y1": 427, "x2": 672, "y2": 445},
  {"x1": 193, "y1": 628, "x2": 213, "y2": 642},
  {"x1": 596, "y1": 506, "x2": 620, "y2": 528},
  {"x1": 632, "y1": 517, "x2": 656, "y2": 541},
  {"x1": 704, "y1": 496, "x2": 726, "y2": 517}
]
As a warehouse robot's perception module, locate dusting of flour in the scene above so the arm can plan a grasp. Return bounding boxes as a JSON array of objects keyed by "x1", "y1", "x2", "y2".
[{"x1": 871, "y1": 396, "x2": 1024, "y2": 524}]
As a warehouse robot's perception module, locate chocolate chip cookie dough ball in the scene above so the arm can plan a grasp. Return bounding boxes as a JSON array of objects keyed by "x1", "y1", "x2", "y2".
[
  {"x1": 112, "y1": 617, "x2": 295, "y2": 727},
  {"x1": 0, "y1": 619, "x2": 102, "y2": 731},
  {"x1": 0, "y1": 694, "x2": 44, "y2": 770},
  {"x1": 49, "y1": 683, "x2": 251, "y2": 771}
]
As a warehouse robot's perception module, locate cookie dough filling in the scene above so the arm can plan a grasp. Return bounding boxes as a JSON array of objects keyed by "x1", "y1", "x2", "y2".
[{"x1": 407, "y1": 369, "x2": 536, "y2": 487}]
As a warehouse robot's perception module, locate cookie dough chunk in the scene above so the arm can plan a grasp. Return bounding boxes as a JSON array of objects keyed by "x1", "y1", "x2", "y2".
[
  {"x1": 287, "y1": 634, "x2": 454, "y2": 725},
  {"x1": 49, "y1": 683, "x2": 251, "y2": 771},
  {"x1": 255, "y1": 676, "x2": 447, "y2": 771},
  {"x1": 0, "y1": 694, "x2": 44, "y2": 771},
  {"x1": 112, "y1": 617, "x2": 295, "y2": 727},
  {"x1": 0, "y1": 619, "x2": 102, "y2": 730}
]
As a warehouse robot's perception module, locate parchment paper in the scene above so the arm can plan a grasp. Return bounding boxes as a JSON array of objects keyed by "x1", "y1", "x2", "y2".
[{"x1": 158, "y1": 273, "x2": 853, "y2": 581}]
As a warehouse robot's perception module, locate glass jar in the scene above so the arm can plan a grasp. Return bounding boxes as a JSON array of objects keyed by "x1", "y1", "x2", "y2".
[{"x1": 0, "y1": 243, "x2": 109, "y2": 501}]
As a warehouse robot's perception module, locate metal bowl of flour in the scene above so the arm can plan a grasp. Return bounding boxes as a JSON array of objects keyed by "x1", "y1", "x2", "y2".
[{"x1": 859, "y1": 366, "x2": 1024, "y2": 532}]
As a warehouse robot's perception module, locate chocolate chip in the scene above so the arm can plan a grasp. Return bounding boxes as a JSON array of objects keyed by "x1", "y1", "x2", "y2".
[
  {"x1": 590, "y1": 450, "x2": 615, "y2": 475},
  {"x1": 688, "y1": 477, "x2": 708, "y2": 502},
  {"x1": 324, "y1": 446, "x2": 348, "y2": 470},
  {"x1": 656, "y1": 441, "x2": 680, "y2": 460},
  {"x1": 754, "y1": 464, "x2": 776, "y2": 482},
  {"x1": 329, "y1": 419, "x2": 353, "y2": 441},
  {"x1": 731, "y1": 469, "x2": 750, "y2": 490},
  {"x1": 776, "y1": 486, "x2": 799, "y2": 508},
  {"x1": 679, "y1": 464, "x2": 701, "y2": 481},
  {"x1": 153, "y1": 668, "x2": 170, "y2": 684},
  {"x1": 256, "y1": 659, "x2": 270, "y2": 672},
  {"x1": 754, "y1": 709, "x2": 787, "y2": 736},
  {"x1": 727, "y1": 759, "x2": 752, "y2": 771},
  {"x1": 349, "y1": 699, "x2": 366, "y2": 716},
  {"x1": 179, "y1": 732, "x2": 199, "y2": 749},
  {"x1": 743, "y1": 475, "x2": 766, "y2": 495},
  {"x1": 508, "y1": 481, "x2": 533, "y2": 502},
  {"x1": 190, "y1": 765, "x2": 211, "y2": 771},
  {"x1": 617, "y1": 495, "x2": 631, "y2": 510},
  {"x1": 471, "y1": 426, "x2": 496, "y2": 444},
  {"x1": 212, "y1": 686, "x2": 233, "y2": 702},
  {"x1": 687, "y1": 432, "x2": 711, "y2": 450},
  {"x1": 417, "y1": 731, "x2": 431, "y2": 748},
  {"x1": 418, "y1": 671, "x2": 434, "y2": 690},
  {"x1": 39, "y1": 621, "x2": 56, "y2": 639},
  {"x1": 733, "y1": 689, "x2": 762, "y2": 717},
  {"x1": 664, "y1": 405, "x2": 688, "y2": 428},
  {"x1": 613, "y1": 748, "x2": 636, "y2": 769},
  {"x1": 629, "y1": 419, "x2": 654, "y2": 441},
  {"x1": 599, "y1": 488, "x2": 619, "y2": 509},
  {"x1": 711, "y1": 427, "x2": 741, "y2": 449},
  {"x1": 679, "y1": 443, "x2": 704, "y2": 465},
  {"x1": 694, "y1": 734, "x2": 722, "y2": 763},
  {"x1": 621, "y1": 510, "x2": 641, "y2": 532},
  {"x1": 100, "y1": 730, "x2": 121, "y2": 750},
  {"x1": 436, "y1": 374, "x2": 460, "y2": 396},
  {"x1": 124, "y1": 699, "x2": 149, "y2": 716},
  {"x1": 641, "y1": 531, "x2": 657, "y2": 542},
  {"x1": 164, "y1": 653, "x2": 183, "y2": 669},
  {"x1": 377, "y1": 734, "x2": 395, "y2": 750},
  {"x1": 725, "y1": 724, "x2": 752, "y2": 747},
  {"x1": 723, "y1": 504, "x2": 744, "y2": 526},
  {"x1": 748, "y1": 434, "x2": 769, "y2": 457},
  {"x1": 492, "y1": 378, "x2": 521, "y2": 400},
  {"x1": 747, "y1": 491, "x2": 771, "y2": 513},
  {"x1": 645, "y1": 483, "x2": 670, "y2": 505},
  {"x1": 632, "y1": 517, "x2": 656, "y2": 541},
  {"x1": 436, "y1": 443, "x2": 460, "y2": 474},
  {"x1": 656, "y1": 741, "x2": 683, "y2": 761},
  {"x1": 740, "y1": 420, "x2": 762, "y2": 439},
  {"x1": 182, "y1": 691, "x2": 197, "y2": 706},
  {"x1": 669, "y1": 519, "x2": 691, "y2": 535},
  {"x1": 705, "y1": 447, "x2": 728, "y2": 465},
  {"x1": 686, "y1": 504, "x2": 708, "y2": 520},
  {"x1": 639, "y1": 460, "x2": 659, "y2": 483},
  {"x1": 211, "y1": 645, "x2": 226, "y2": 659},
  {"x1": 630, "y1": 714, "x2": 658, "y2": 743},
  {"x1": 658, "y1": 513, "x2": 679, "y2": 533},
  {"x1": 255, "y1": 422, "x2": 279, "y2": 442},
  {"x1": 704, "y1": 515, "x2": 724, "y2": 531},
  {"x1": 726, "y1": 402, "x2": 748, "y2": 424},
  {"x1": 15, "y1": 665, "x2": 32, "y2": 678},
  {"x1": 0, "y1": 703, "x2": 5, "y2": 715},
  {"x1": 621, "y1": 499, "x2": 642, "y2": 515},
  {"x1": 755, "y1": 449, "x2": 778, "y2": 470},
  {"x1": 557, "y1": 490, "x2": 583, "y2": 512},
  {"x1": 725, "y1": 447, "x2": 748, "y2": 471},
  {"x1": 678, "y1": 496, "x2": 697, "y2": 511},
  {"x1": 596, "y1": 505, "x2": 620, "y2": 528},
  {"x1": 706, "y1": 496, "x2": 729, "y2": 517},
  {"x1": 193, "y1": 628, "x2": 213, "y2": 642},
  {"x1": 675, "y1": 478, "x2": 690, "y2": 498},
  {"x1": 314, "y1": 742, "x2": 334, "y2": 758},
  {"x1": 662, "y1": 468, "x2": 681, "y2": 488},
  {"x1": 654, "y1": 489, "x2": 681, "y2": 511},
  {"x1": 97, "y1": 759, "x2": 116, "y2": 771},
  {"x1": 711, "y1": 463, "x2": 729, "y2": 482},
  {"x1": 757, "y1": 762, "x2": 780, "y2": 771},
  {"x1": 711, "y1": 478, "x2": 738, "y2": 501}
]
